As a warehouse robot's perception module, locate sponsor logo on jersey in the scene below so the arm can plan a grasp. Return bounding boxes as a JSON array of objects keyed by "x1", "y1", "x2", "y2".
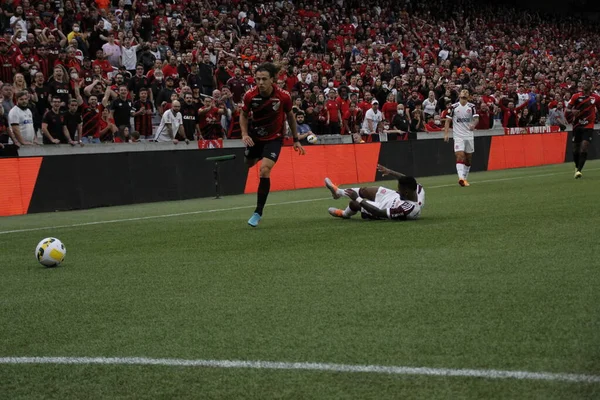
[
  {"x1": 455, "y1": 117, "x2": 472, "y2": 123},
  {"x1": 272, "y1": 100, "x2": 280, "y2": 111}
]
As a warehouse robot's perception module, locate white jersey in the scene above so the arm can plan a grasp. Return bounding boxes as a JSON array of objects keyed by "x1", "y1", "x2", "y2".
[
  {"x1": 447, "y1": 102, "x2": 478, "y2": 139},
  {"x1": 417, "y1": 184, "x2": 425, "y2": 208},
  {"x1": 8, "y1": 106, "x2": 36, "y2": 143},
  {"x1": 362, "y1": 187, "x2": 421, "y2": 221},
  {"x1": 154, "y1": 109, "x2": 183, "y2": 142}
]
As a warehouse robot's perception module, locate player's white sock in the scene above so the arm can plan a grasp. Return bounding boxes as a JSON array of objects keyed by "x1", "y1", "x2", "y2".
[
  {"x1": 464, "y1": 164, "x2": 471, "y2": 180},
  {"x1": 342, "y1": 206, "x2": 357, "y2": 218},
  {"x1": 456, "y1": 163, "x2": 464, "y2": 179},
  {"x1": 339, "y1": 188, "x2": 361, "y2": 198}
]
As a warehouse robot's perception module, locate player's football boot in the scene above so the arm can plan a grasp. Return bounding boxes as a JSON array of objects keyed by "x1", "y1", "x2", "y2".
[
  {"x1": 247, "y1": 212, "x2": 262, "y2": 227},
  {"x1": 324, "y1": 177, "x2": 341, "y2": 199},
  {"x1": 462, "y1": 179, "x2": 470, "y2": 186},
  {"x1": 575, "y1": 170, "x2": 582, "y2": 179},
  {"x1": 458, "y1": 179, "x2": 467, "y2": 187},
  {"x1": 328, "y1": 207, "x2": 349, "y2": 219}
]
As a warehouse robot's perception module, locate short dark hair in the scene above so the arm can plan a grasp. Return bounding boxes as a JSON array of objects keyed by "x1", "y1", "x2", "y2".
[
  {"x1": 255, "y1": 62, "x2": 279, "y2": 78},
  {"x1": 398, "y1": 176, "x2": 417, "y2": 191}
]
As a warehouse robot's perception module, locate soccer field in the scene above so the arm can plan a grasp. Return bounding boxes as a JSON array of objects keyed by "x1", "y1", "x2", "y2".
[{"x1": 1, "y1": 161, "x2": 600, "y2": 399}]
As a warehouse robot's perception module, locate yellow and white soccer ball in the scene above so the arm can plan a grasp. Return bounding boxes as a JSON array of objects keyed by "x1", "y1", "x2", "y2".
[
  {"x1": 35, "y1": 238, "x2": 66, "y2": 267},
  {"x1": 306, "y1": 134, "x2": 318, "y2": 144}
]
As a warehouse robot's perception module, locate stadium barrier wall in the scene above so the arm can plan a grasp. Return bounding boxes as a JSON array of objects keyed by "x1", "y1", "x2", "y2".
[
  {"x1": 0, "y1": 157, "x2": 43, "y2": 217},
  {"x1": 24, "y1": 148, "x2": 248, "y2": 214},
  {"x1": 488, "y1": 132, "x2": 568, "y2": 170},
  {"x1": 244, "y1": 143, "x2": 381, "y2": 193},
  {"x1": 3, "y1": 131, "x2": 599, "y2": 216},
  {"x1": 564, "y1": 131, "x2": 600, "y2": 163}
]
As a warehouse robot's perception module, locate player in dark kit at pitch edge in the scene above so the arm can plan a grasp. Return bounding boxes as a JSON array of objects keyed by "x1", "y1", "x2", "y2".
[
  {"x1": 240, "y1": 63, "x2": 306, "y2": 227},
  {"x1": 567, "y1": 79, "x2": 600, "y2": 178}
]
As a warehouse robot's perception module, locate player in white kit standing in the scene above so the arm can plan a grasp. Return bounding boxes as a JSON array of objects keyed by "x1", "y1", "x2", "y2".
[{"x1": 444, "y1": 89, "x2": 479, "y2": 187}]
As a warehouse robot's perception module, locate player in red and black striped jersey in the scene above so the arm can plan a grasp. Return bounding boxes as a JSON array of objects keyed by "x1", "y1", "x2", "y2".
[
  {"x1": 567, "y1": 79, "x2": 600, "y2": 178},
  {"x1": 240, "y1": 63, "x2": 305, "y2": 227}
]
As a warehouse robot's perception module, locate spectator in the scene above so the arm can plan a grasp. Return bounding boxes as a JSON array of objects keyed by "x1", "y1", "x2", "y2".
[
  {"x1": 361, "y1": 99, "x2": 383, "y2": 135},
  {"x1": 155, "y1": 75, "x2": 175, "y2": 114},
  {"x1": 476, "y1": 103, "x2": 495, "y2": 130},
  {"x1": 343, "y1": 102, "x2": 363, "y2": 136},
  {"x1": 114, "y1": 125, "x2": 131, "y2": 143},
  {"x1": 410, "y1": 109, "x2": 425, "y2": 133},
  {"x1": 179, "y1": 92, "x2": 199, "y2": 141},
  {"x1": 41, "y1": 97, "x2": 64, "y2": 144},
  {"x1": 98, "y1": 107, "x2": 118, "y2": 142},
  {"x1": 80, "y1": 95, "x2": 102, "y2": 144},
  {"x1": 379, "y1": 92, "x2": 397, "y2": 123},
  {"x1": 8, "y1": 90, "x2": 37, "y2": 145},
  {"x1": 1, "y1": 84, "x2": 14, "y2": 115},
  {"x1": 102, "y1": 32, "x2": 121, "y2": 68},
  {"x1": 547, "y1": 101, "x2": 568, "y2": 131},
  {"x1": 499, "y1": 98, "x2": 528, "y2": 128},
  {"x1": 198, "y1": 97, "x2": 224, "y2": 140},
  {"x1": 63, "y1": 98, "x2": 83, "y2": 145},
  {"x1": 386, "y1": 103, "x2": 410, "y2": 140},
  {"x1": 425, "y1": 115, "x2": 443, "y2": 133},
  {"x1": 133, "y1": 87, "x2": 154, "y2": 139},
  {"x1": 518, "y1": 108, "x2": 533, "y2": 128},
  {"x1": 109, "y1": 85, "x2": 133, "y2": 131},
  {"x1": 295, "y1": 111, "x2": 314, "y2": 145},
  {"x1": 153, "y1": 99, "x2": 187, "y2": 144},
  {"x1": 422, "y1": 91, "x2": 438, "y2": 118},
  {"x1": 325, "y1": 89, "x2": 341, "y2": 135}
]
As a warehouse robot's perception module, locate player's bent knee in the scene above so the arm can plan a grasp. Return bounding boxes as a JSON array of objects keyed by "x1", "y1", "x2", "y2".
[
  {"x1": 259, "y1": 165, "x2": 272, "y2": 178},
  {"x1": 349, "y1": 201, "x2": 361, "y2": 211}
]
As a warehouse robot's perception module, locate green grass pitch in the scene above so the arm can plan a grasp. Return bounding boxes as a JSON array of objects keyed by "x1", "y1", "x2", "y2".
[{"x1": 1, "y1": 161, "x2": 599, "y2": 399}]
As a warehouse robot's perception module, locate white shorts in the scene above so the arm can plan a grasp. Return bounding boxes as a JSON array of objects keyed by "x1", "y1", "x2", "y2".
[
  {"x1": 364, "y1": 187, "x2": 399, "y2": 211},
  {"x1": 454, "y1": 137, "x2": 475, "y2": 153}
]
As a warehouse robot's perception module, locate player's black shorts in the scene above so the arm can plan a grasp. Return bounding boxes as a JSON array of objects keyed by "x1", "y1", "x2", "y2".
[
  {"x1": 245, "y1": 139, "x2": 283, "y2": 162},
  {"x1": 572, "y1": 127, "x2": 594, "y2": 143}
]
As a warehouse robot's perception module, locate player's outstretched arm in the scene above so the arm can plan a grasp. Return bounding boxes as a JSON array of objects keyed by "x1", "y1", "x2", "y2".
[
  {"x1": 377, "y1": 164, "x2": 405, "y2": 178},
  {"x1": 344, "y1": 189, "x2": 387, "y2": 219},
  {"x1": 287, "y1": 110, "x2": 305, "y2": 155}
]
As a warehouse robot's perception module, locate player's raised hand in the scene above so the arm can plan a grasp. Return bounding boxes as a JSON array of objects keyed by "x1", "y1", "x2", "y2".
[
  {"x1": 377, "y1": 164, "x2": 390, "y2": 176},
  {"x1": 344, "y1": 189, "x2": 359, "y2": 201},
  {"x1": 293, "y1": 141, "x2": 305, "y2": 155},
  {"x1": 242, "y1": 135, "x2": 254, "y2": 147}
]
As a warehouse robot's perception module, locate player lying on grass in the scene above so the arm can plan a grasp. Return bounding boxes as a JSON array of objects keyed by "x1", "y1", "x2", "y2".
[{"x1": 325, "y1": 165, "x2": 424, "y2": 221}]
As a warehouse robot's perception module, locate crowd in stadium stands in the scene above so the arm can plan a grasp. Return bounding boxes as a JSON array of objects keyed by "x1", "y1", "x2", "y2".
[{"x1": 0, "y1": 0, "x2": 599, "y2": 146}]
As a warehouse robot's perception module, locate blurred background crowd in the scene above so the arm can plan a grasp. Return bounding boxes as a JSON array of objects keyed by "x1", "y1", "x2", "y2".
[{"x1": 0, "y1": 0, "x2": 599, "y2": 146}]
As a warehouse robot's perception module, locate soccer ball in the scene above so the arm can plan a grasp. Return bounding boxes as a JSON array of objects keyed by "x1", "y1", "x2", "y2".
[
  {"x1": 35, "y1": 238, "x2": 66, "y2": 267},
  {"x1": 306, "y1": 134, "x2": 318, "y2": 144}
]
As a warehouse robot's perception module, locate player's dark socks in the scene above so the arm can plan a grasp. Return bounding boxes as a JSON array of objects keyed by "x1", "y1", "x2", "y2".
[
  {"x1": 255, "y1": 177, "x2": 271, "y2": 216},
  {"x1": 573, "y1": 152, "x2": 580, "y2": 169},
  {"x1": 578, "y1": 152, "x2": 588, "y2": 172}
]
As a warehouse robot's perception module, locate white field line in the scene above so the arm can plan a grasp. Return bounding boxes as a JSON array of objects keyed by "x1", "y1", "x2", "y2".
[
  {"x1": 1, "y1": 167, "x2": 598, "y2": 236},
  {"x1": 0, "y1": 356, "x2": 598, "y2": 384}
]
